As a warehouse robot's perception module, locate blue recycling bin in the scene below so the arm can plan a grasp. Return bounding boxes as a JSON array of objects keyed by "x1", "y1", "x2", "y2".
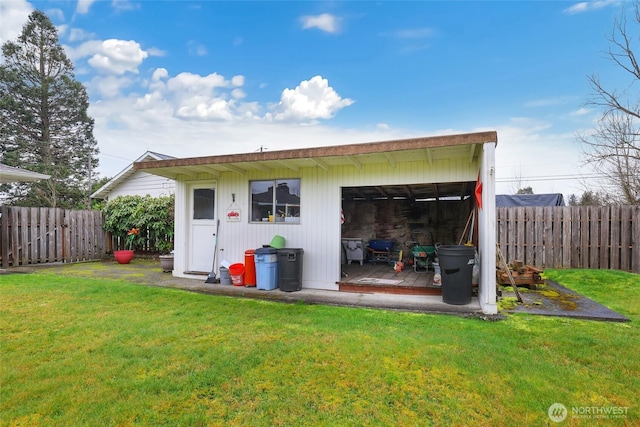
[{"x1": 254, "y1": 247, "x2": 279, "y2": 290}]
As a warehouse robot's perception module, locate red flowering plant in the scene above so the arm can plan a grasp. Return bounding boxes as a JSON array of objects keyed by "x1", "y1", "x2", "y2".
[{"x1": 126, "y1": 228, "x2": 140, "y2": 250}]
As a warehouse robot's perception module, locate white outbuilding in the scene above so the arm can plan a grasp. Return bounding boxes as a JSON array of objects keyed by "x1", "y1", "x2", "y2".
[{"x1": 135, "y1": 131, "x2": 498, "y2": 314}]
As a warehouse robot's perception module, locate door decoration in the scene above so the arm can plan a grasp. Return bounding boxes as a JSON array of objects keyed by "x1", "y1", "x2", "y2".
[
  {"x1": 227, "y1": 193, "x2": 241, "y2": 222},
  {"x1": 227, "y1": 209, "x2": 241, "y2": 221}
]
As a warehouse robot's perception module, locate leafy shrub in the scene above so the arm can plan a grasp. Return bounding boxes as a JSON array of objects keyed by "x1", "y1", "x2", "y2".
[{"x1": 103, "y1": 195, "x2": 174, "y2": 252}]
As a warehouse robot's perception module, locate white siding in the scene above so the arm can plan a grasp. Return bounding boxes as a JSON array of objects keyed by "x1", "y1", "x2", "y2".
[
  {"x1": 107, "y1": 171, "x2": 175, "y2": 200},
  {"x1": 173, "y1": 153, "x2": 482, "y2": 293},
  {"x1": 172, "y1": 177, "x2": 192, "y2": 278}
]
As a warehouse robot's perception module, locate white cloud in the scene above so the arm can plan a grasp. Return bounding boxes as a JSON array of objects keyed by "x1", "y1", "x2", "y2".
[
  {"x1": 175, "y1": 97, "x2": 235, "y2": 121},
  {"x1": 146, "y1": 47, "x2": 166, "y2": 57},
  {"x1": 47, "y1": 8, "x2": 65, "y2": 22},
  {"x1": 87, "y1": 75, "x2": 134, "y2": 98},
  {"x1": 160, "y1": 72, "x2": 246, "y2": 120},
  {"x1": 87, "y1": 39, "x2": 149, "y2": 75},
  {"x1": 76, "y1": 0, "x2": 95, "y2": 15},
  {"x1": 525, "y1": 96, "x2": 574, "y2": 108},
  {"x1": 571, "y1": 107, "x2": 592, "y2": 116},
  {"x1": 188, "y1": 40, "x2": 207, "y2": 56},
  {"x1": 268, "y1": 76, "x2": 355, "y2": 122},
  {"x1": 94, "y1": 72, "x2": 353, "y2": 123},
  {"x1": 68, "y1": 28, "x2": 93, "y2": 42},
  {"x1": 301, "y1": 13, "x2": 340, "y2": 34},
  {"x1": 0, "y1": 0, "x2": 33, "y2": 45},
  {"x1": 152, "y1": 68, "x2": 169, "y2": 82},
  {"x1": 112, "y1": 0, "x2": 139, "y2": 12},
  {"x1": 563, "y1": 0, "x2": 620, "y2": 15},
  {"x1": 231, "y1": 88, "x2": 246, "y2": 99},
  {"x1": 65, "y1": 39, "x2": 101, "y2": 61},
  {"x1": 87, "y1": 71, "x2": 362, "y2": 177},
  {"x1": 165, "y1": 72, "x2": 231, "y2": 93}
]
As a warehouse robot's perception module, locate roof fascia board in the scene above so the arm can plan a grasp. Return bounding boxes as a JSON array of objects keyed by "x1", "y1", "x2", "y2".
[{"x1": 134, "y1": 131, "x2": 497, "y2": 171}]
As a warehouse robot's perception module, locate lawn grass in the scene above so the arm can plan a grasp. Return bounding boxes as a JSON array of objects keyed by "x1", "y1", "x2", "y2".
[{"x1": 1, "y1": 268, "x2": 639, "y2": 426}]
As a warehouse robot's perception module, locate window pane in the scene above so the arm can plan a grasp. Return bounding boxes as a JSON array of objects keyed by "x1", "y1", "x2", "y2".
[
  {"x1": 251, "y1": 180, "x2": 272, "y2": 221},
  {"x1": 275, "y1": 180, "x2": 300, "y2": 221},
  {"x1": 250, "y1": 179, "x2": 300, "y2": 223},
  {"x1": 194, "y1": 189, "x2": 215, "y2": 219}
]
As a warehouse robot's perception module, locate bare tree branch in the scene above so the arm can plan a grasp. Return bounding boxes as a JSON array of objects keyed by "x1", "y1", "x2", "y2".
[{"x1": 581, "y1": 1, "x2": 640, "y2": 204}]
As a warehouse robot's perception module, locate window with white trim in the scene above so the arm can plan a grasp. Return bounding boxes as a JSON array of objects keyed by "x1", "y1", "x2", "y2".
[{"x1": 250, "y1": 179, "x2": 300, "y2": 223}]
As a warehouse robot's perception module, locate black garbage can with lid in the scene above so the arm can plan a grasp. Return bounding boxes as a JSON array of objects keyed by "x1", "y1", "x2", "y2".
[
  {"x1": 438, "y1": 245, "x2": 475, "y2": 305},
  {"x1": 277, "y1": 248, "x2": 304, "y2": 292}
]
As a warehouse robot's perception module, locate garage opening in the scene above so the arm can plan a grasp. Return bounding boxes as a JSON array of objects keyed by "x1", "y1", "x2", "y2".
[{"x1": 340, "y1": 181, "x2": 478, "y2": 293}]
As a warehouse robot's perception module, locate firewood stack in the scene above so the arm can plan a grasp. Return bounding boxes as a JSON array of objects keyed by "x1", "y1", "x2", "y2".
[{"x1": 496, "y1": 260, "x2": 544, "y2": 290}]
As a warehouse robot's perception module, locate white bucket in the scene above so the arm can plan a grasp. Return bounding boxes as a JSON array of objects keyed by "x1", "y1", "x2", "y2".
[{"x1": 432, "y1": 261, "x2": 441, "y2": 275}]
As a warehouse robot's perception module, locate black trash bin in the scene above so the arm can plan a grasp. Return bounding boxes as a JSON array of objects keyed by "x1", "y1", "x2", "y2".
[
  {"x1": 277, "y1": 248, "x2": 304, "y2": 292},
  {"x1": 438, "y1": 245, "x2": 475, "y2": 305}
]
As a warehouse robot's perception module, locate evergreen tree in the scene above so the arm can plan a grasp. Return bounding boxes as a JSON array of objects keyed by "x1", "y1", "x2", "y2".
[
  {"x1": 0, "y1": 10, "x2": 99, "y2": 208},
  {"x1": 579, "y1": 191, "x2": 609, "y2": 206},
  {"x1": 516, "y1": 186, "x2": 534, "y2": 195}
]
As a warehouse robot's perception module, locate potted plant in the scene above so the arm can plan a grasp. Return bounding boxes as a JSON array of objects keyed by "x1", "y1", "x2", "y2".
[
  {"x1": 114, "y1": 227, "x2": 139, "y2": 264},
  {"x1": 157, "y1": 239, "x2": 174, "y2": 273}
]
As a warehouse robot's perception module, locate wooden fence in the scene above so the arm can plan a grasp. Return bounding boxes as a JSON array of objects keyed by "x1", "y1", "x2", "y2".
[
  {"x1": 0, "y1": 206, "x2": 106, "y2": 268},
  {"x1": 2, "y1": 205, "x2": 639, "y2": 273},
  {"x1": 497, "y1": 206, "x2": 640, "y2": 273}
]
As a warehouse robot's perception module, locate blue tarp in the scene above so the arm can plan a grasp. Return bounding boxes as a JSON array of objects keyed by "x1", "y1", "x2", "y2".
[{"x1": 496, "y1": 194, "x2": 565, "y2": 207}]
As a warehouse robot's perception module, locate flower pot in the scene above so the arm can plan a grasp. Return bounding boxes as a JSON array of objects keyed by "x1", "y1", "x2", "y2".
[
  {"x1": 159, "y1": 254, "x2": 174, "y2": 273},
  {"x1": 114, "y1": 250, "x2": 134, "y2": 264}
]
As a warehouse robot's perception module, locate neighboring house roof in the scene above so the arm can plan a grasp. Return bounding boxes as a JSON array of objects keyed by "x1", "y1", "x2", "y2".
[
  {"x1": 91, "y1": 151, "x2": 176, "y2": 199},
  {"x1": 253, "y1": 183, "x2": 301, "y2": 205},
  {"x1": 0, "y1": 163, "x2": 50, "y2": 183},
  {"x1": 496, "y1": 193, "x2": 565, "y2": 207},
  {"x1": 134, "y1": 131, "x2": 498, "y2": 200}
]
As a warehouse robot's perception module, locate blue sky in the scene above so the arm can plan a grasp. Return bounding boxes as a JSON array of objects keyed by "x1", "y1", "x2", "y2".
[{"x1": 0, "y1": 0, "x2": 631, "y2": 196}]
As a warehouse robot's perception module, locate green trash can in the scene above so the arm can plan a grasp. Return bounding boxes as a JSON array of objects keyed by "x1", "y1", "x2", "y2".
[
  {"x1": 438, "y1": 245, "x2": 475, "y2": 305},
  {"x1": 277, "y1": 248, "x2": 304, "y2": 292}
]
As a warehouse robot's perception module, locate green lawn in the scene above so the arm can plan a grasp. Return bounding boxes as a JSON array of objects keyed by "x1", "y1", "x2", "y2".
[{"x1": 1, "y1": 268, "x2": 638, "y2": 426}]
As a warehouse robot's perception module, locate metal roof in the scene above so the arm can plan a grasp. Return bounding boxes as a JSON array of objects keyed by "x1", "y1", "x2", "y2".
[{"x1": 0, "y1": 164, "x2": 50, "y2": 183}]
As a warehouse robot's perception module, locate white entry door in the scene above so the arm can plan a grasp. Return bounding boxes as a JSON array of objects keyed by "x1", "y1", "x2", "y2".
[{"x1": 188, "y1": 184, "x2": 217, "y2": 273}]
